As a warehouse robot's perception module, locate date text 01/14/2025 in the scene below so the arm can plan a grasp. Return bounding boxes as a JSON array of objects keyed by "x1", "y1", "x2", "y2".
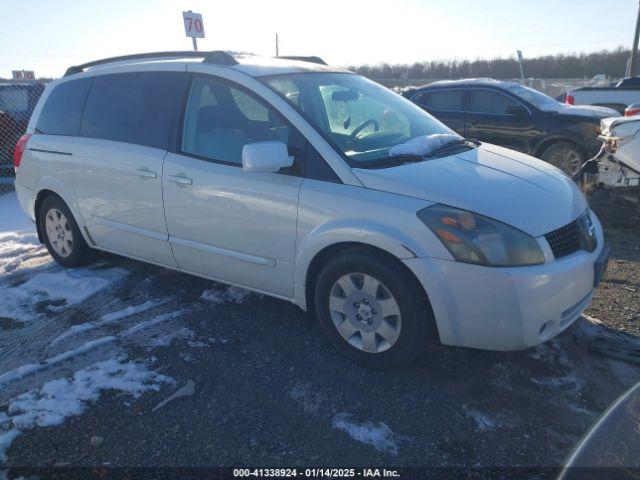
[{"x1": 232, "y1": 468, "x2": 401, "y2": 478}]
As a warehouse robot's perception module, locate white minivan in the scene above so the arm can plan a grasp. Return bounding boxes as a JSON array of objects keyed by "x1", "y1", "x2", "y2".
[{"x1": 13, "y1": 51, "x2": 610, "y2": 368}]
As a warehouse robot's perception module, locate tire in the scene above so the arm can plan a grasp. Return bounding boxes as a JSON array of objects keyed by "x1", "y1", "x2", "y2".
[
  {"x1": 540, "y1": 142, "x2": 585, "y2": 178},
  {"x1": 39, "y1": 195, "x2": 94, "y2": 268},
  {"x1": 314, "y1": 248, "x2": 435, "y2": 369}
]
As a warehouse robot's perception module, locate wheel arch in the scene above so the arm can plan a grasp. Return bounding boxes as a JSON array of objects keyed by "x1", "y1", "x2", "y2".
[
  {"x1": 32, "y1": 179, "x2": 92, "y2": 246},
  {"x1": 34, "y1": 188, "x2": 57, "y2": 243},
  {"x1": 301, "y1": 242, "x2": 433, "y2": 324}
]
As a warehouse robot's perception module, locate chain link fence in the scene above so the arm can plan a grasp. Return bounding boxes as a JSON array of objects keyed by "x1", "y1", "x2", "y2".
[{"x1": 0, "y1": 81, "x2": 47, "y2": 195}]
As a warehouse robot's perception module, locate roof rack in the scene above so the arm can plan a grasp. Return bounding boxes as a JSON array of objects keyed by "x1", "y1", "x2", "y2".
[
  {"x1": 278, "y1": 56, "x2": 327, "y2": 66},
  {"x1": 63, "y1": 51, "x2": 238, "y2": 77}
]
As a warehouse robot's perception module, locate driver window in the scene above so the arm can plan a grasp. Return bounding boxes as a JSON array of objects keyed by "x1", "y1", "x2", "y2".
[
  {"x1": 318, "y1": 85, "x2": 410, "y2": 139},
  {"x1": 469, "y1": 90, "x2": 521, "y2": 115},
  {"x1": 182, "y1": 76, "x2": 294, "y2": 165}
]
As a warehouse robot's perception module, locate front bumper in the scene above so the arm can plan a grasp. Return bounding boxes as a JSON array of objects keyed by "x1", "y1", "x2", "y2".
[{"x1": 403, "y1": 218, "x2": 608, "y2": 351}]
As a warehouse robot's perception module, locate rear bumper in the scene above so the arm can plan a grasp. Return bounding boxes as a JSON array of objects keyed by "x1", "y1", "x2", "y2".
[
  {"x1": 14, "y1": 181, "x2": 35, "y2": 221},
  {"x1": 403, "y1": 217, "x2": 607, "y2": 351}
]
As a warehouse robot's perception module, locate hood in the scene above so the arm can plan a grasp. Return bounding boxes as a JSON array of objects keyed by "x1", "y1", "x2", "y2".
[
  {"x1": 353, "y1": 143, "x2": 588, "y2": 237},
  {"x1": 552, "y1": 104, "x2": 620, "y2": 120}
]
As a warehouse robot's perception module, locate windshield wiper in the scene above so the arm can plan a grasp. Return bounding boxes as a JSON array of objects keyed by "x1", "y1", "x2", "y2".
[
  {"x1": 423, "y1": 138, "x2": 478, "y2": 158},
  {"x1": 356, "y1": 138, "x2": 480, "y2": 169},
  {"x1": 360, "y1": 154, "x2": 426, "y2": 169}
]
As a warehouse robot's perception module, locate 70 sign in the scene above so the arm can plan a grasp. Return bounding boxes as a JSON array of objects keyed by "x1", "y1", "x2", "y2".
[{"x1": 183, "y1": 11, "x2": 205, "y2": 39}]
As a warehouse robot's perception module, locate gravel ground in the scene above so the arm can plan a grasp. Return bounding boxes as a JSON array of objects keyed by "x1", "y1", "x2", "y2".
[
  {"x1": 0, "y1": 191, "x2": 639, "y2": 478},
  {"x1": 586, "y1": 191, "x2": 640, "y2": 338}
]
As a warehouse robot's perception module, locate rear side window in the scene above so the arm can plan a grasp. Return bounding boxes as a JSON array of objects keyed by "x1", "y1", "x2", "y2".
[
  {"x1": 36, "y1": 78, "x2": 91, "y2": 135},
  {"x1": 413, "y1": 90, "x2": 463, "y2": 111},
  {"x1": 469, "y1": 90, "x2": 521, "y2": 114},
  {"x1": 81, "y1": 72, "x2": 183, "y2": 149}
]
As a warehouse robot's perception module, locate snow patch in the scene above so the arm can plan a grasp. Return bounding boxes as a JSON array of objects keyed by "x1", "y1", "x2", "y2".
[
  {"x1": 530, "y1": 373, "x2": 582, "y2": 391},
  {"x1": 463, "y1": 407, "x2": 503, "y2": 431},
  {"x1": 49, "y1": 299, "x2": 167, "y2": 346},
  {"x1": 0, "y1": 267, "x2": 128, "y2": 322},
  {"x1": 49, "y1": 322, "x2": 97, "y2": 346},
  {"x1": 0, "y1": 192, "x2": 44, "y2": 275},
  {"x1": 119, "y1": 310, "x2": 185, "y2": 338},
  {"x1": 1, "y1": 309, "x2": 184, "y2": 388},
  {"x1": 200, "y1": 286, "x2": 251, "y2": 304},
  {"x1": 388, "y1": 133, "x2": 460, "y2": 157},
  {"x1": 0, "y1": 364, "x2": 41, "y2": 388},
  {"x1": 100, "y1": 299, "x2": 168, "y2": 324},
  {"x1": 0, "y1": 336, "x2": 117, "y2": 388},
  {"x1": 8, "y1": 358, "x2": 172, "y2": 429},
  {"x1": 331, "y1": 413, "x2": 399, "y2": 455},
  {"x1": 0, "y1": 358, "x2": 172, "y2": 462},
  {"x1": 143, "y1": 327, "x2": 197, "y2": 348}
]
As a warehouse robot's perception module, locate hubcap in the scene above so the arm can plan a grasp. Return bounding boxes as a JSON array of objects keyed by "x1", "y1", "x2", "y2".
[
  {"x1": 45, "y1": 208, "x2": 73, "y2": 258},
  {"x1": 548, "y1": 148, "x2": 582, "y2": 177},
  {"x1": 328, "y1": 273, "x2": 401, "y2": 354}
]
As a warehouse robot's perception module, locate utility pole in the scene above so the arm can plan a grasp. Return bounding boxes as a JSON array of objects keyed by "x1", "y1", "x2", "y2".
[
  {"x1": 275, "y1": 33, "x2": 279, "y2": 57},
  {"x1": 631, "y1": 0, "x2": 640, "y2": 76},
  {"x1": 517, "y1": 50, "x2": 525, "y2": 83}
]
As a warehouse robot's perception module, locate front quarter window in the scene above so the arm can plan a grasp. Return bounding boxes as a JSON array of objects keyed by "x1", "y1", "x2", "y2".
[{"x1": 265, "y1": 73, "x2": 456, "y2": 166}]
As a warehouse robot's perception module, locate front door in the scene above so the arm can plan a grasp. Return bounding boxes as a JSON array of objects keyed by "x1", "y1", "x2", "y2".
[
  {"x1": 465, "y1": 89, "x2": 535, "y2": 153},
  {"x1": 163, "y1": 75, "x2": 304, "y2": 297}
]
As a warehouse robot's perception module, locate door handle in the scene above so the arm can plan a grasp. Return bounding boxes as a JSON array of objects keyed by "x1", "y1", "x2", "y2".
[
  {"x1": 136, "y1": 168, "x2": 158, "y2": 179},
  {"x1": 167, "y1": 174, "x2": 193, "y2": 185}
]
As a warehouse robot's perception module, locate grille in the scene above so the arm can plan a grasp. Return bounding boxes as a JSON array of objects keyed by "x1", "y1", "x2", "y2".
[{"x1": 545, "y1": 220, "x2": 582, "y2": 259}]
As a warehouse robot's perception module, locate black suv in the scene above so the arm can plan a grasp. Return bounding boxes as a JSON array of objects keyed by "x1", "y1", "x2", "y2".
[{"x1": 403, "y1": 79, "x2": 619, "y2": 176}]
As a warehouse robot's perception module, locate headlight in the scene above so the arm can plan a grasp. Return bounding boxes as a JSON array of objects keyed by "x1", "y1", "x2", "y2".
[{"x1": 417, "y1": 205, "x2": 545, "y2": 267}]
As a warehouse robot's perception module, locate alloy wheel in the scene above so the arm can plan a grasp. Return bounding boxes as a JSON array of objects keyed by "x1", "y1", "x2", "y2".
[
  {"x1": 549, "y1": 147, "x2": 582, "y2": 177},
  {"x1": 45, "y1": 208, "x2": 74, "y2": 258}
]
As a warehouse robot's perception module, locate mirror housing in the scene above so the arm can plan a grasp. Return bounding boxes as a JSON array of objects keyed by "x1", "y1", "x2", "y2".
[{"x1": 242, "y1": 141, "x2": 294, "y2": 173}]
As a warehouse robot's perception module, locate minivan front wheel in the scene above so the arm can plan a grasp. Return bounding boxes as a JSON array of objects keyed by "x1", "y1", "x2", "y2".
[
  {"x1": 314, "y1": 248, "x2": 433, "y2": 369},
  {"x1": 40, "y1": 195, "x2": 94, "y2": 267}
]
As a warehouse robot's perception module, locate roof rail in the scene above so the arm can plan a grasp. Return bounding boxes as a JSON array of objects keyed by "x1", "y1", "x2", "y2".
[
  {"x1": 63, "y1": 51, "x2": 238, "y2": 77},
  {"x1": 278, "y1": 56, "x2": 327, "y2": 66}
]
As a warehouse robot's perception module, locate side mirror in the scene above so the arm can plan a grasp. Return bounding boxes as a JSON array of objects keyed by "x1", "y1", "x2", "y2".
[
  {"x1": 242, "y1": 140, "x2": 294, "y2": 173},
  {"x1": 507, "y1": 105, "x2": 527, "y2": 116}
]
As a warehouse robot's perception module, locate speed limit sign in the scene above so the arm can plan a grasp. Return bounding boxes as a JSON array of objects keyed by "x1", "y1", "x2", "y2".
[{"x1": 183, "y1": 11, "x2": 205, "y2": 39}]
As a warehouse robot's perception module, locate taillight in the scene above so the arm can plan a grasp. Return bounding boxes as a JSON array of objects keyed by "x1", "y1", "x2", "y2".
[
  {"x1": 625, "y1": 106, "x2": 640, "y2": 116},
  {"x1": 13, "y1": 134, "x2": 31, "y2": 172},
  {"x1": 566, "y1": 94, "x2": 575, "y2": 105}
]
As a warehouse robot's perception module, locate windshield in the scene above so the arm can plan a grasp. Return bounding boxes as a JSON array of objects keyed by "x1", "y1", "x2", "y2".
[
  {"x1": 502, "y1": 83, "x2": 562, "y2": 111},
  {"x1": 263, "y1": 73, "x2": 457, "y2": 165}
]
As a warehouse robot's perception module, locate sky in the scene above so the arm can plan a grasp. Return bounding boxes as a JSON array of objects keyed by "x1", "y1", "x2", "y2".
[{"x1": 0, "y1": 0, "x2": 638, "y2": 78}]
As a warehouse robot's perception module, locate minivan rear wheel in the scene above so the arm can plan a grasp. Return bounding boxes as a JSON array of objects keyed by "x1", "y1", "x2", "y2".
[
  {"x1": 40, "y1": 195, "x2": 94, "y2": 267},
  {"x1": 314, "y1": 248, "x2": 433, "y2": 369},
  {"x1": 541, "y1": 142, "x2": 585, "y2": 177}
]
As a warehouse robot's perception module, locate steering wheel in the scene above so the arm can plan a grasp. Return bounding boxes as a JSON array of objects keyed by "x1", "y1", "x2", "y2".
[{"x1": 349, "y1": 119, "x2": 380, "y2": 141}]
